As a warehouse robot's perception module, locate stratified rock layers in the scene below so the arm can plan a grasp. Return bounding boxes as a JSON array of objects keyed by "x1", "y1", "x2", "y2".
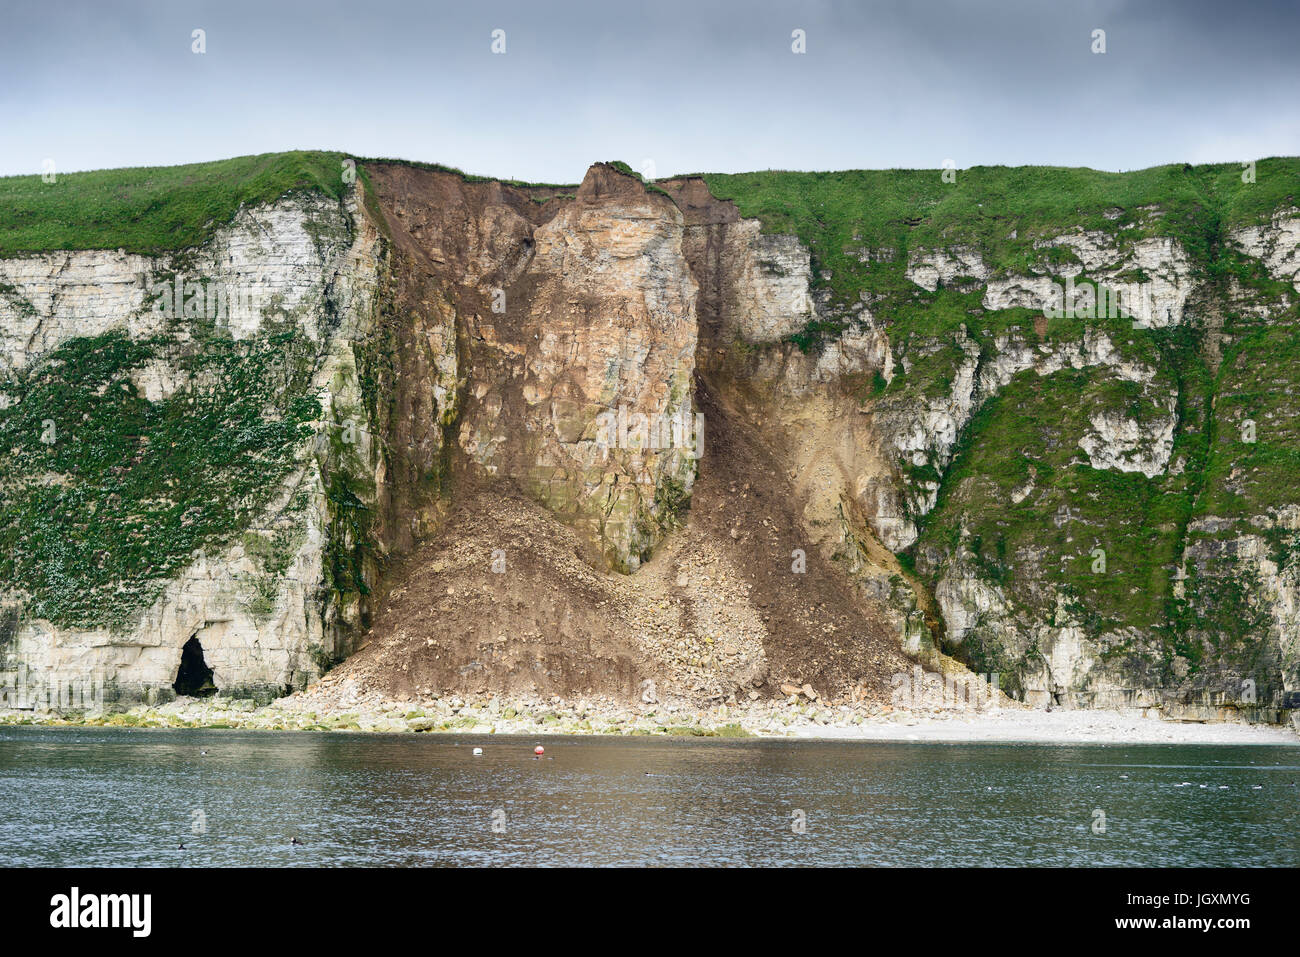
[{"x1": 1, "y1": 162, "x2": 1297, "y2": 720}]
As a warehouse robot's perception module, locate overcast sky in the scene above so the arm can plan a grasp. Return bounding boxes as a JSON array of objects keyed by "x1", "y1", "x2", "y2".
[{"x1": 1, "y1": 0, "x2": 1296, "y2": 181}]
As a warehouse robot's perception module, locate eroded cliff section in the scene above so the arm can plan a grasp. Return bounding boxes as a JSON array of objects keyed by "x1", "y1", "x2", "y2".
[
  {"x1": 362, "y1": 162, "x2": 699, "y2": 573},
  {"x1": 333, "y1": 164, "x2": 909, "y2": 703}
]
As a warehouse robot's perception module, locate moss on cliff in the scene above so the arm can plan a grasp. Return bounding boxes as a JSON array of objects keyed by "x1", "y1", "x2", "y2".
[
  {"x1": 920, "y1": 363, "x2": 1193, "y2": 636},
  {"x1": 0, "y1": 329, "x2": 320, "y2": 628}
]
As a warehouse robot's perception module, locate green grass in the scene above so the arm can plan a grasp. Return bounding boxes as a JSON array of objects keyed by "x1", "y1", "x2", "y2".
[
  {"x1": 1197, "y1": 321, "x2": 1300, "y2": 519},
  {"x1": 917, "y1": 364, "x2": 1193, "y2": 635},
  {"x1": 8, "y1": 150, "x2": 1294, "y2": 271},
  {"x1": 0, "y1": 151, "x2": 351, "y2": 257}
]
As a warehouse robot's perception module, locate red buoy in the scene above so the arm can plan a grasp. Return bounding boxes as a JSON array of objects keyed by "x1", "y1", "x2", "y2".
[{"x1": 534, "y1": 745, "x2": 545, "y2": 755}]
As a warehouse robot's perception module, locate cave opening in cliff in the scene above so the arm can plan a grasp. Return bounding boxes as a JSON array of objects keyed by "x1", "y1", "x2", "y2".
[{"x1": 173, "y1": 636, "x2": 217, "y2": 698}]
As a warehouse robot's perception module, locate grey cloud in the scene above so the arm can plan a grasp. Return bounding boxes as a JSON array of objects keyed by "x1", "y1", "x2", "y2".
[{"x1": 0, "y1": 0, "x2": 1295, "y2": 179}]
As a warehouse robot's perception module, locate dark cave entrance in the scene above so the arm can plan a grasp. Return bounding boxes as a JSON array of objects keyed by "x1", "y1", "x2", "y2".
[{"x1": 173, "y1": 636, "x2": 217, "y2": 697}]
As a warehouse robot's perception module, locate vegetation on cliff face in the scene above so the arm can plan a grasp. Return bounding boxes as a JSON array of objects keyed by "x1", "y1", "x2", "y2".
[
  {"x1": 705, "y1": 158, "x2": 1300, "y2": 694},
  {"x1": 915, "y1": 263, "x2": 1297, "y2": 688},
  {"x1": 0, "y1": 328, "x2": 319, "y2": 628},
  {"x1": 0, "y1": 151, "x2": 351, "y2": 257}
]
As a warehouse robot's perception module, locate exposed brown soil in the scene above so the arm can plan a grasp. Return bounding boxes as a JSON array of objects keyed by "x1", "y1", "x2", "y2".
[
  {"x1": 685, "y1": 379, "x2": 910, "y2": 695},
  {"x1": 336, "y1": 482, "x2": 644, "y2": 700},
  {"x1": 328, "y1": 165, "x2": 914, "y2": 708},
  {"x1": 333, "y1": 383, "x2": 910, "y2": 706},
  {"x1": 334, "y1": 402, "x2": 910, "y2": 705}
]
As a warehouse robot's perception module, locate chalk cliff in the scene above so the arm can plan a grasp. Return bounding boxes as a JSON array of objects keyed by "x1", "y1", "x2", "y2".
[{"x1": 1, "y1": 155, "x2": 1297, "y2": 724}]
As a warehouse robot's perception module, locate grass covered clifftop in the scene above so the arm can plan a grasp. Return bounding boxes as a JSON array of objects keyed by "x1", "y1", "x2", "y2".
[
  {"x1": 7, "y1": 149, "x2": 1293, "y2": 271},
  {"x1": 0, "y1": 150, "x2": 589, "y2": 261},
  {"x1": 0, "y1": 151, "x2": 351, "y2": 257},
  {"x1": 700, "y1": 158, "x2": 1300, "y2": 327}
]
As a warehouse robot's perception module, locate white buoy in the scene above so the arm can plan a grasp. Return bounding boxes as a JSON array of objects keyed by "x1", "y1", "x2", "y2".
[{"x1": 473, "y1": 747, "x2": 483, "y2": 756}]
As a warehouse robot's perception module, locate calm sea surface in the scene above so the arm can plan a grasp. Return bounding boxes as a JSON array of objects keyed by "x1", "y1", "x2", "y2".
[{"x1": 1, "y1": 727, "x2": 1296, "y2": 866}]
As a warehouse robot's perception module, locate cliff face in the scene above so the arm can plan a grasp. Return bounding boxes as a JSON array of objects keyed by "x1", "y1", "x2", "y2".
[
  {"x1": 906, "y1": 217, "x2": 1300, "y2": 717},
  {"x1": 0, "y1": 189, "x2": 383, "y2": 702},
  {"x1": 362, "y1": 162, "x2": 700, "y2": 573},
  {"x1": 2, "y1": 156, "x2": 1298, "y2": 722},
  {"x1": 666, "y1": 166, "x2": 1300, "y2": 719},
  {"x1": 333, "y1": 164, "x2": 907, "y2": 703}
]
